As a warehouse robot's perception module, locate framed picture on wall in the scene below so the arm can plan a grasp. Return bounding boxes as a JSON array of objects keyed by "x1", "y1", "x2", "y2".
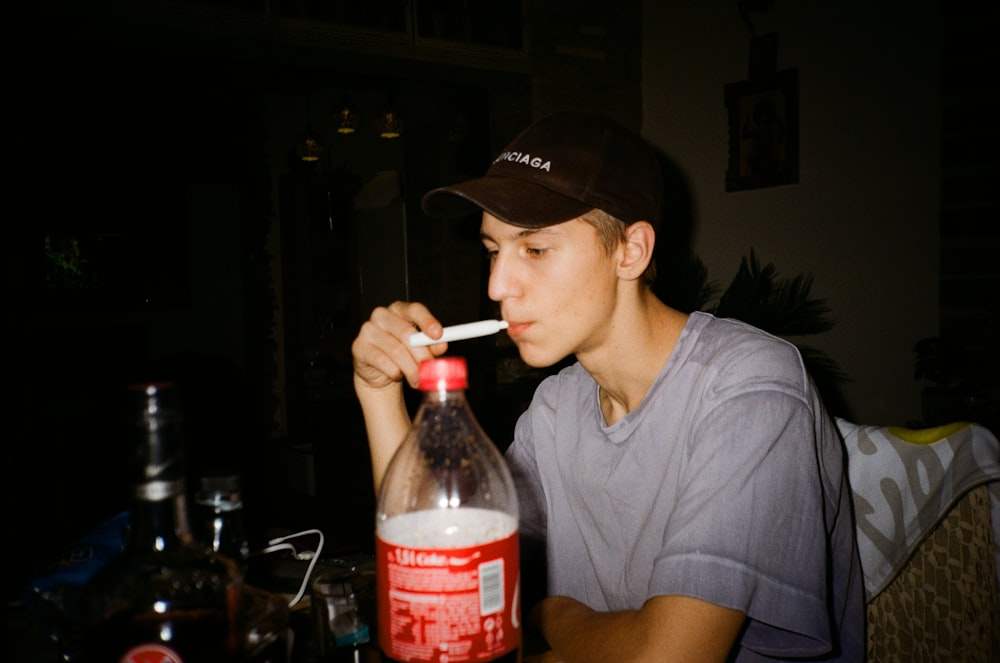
[{"x1": 725, "y1": 69, "x2": 799, "y2": 191}]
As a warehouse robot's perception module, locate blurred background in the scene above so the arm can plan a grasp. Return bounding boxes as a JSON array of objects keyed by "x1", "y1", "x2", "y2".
[{"x1": 7, "y1": 0, "x2": 996, "y2": 612}]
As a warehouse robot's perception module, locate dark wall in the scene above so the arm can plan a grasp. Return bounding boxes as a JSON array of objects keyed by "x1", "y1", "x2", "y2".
[{"x1": 8, "y1": 0, "x2": 645, "y2": 602}]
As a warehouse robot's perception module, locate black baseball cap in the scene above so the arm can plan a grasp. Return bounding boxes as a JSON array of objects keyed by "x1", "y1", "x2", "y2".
[{"x1": 421, "y1": 110, "x2": 664, "y2": 229}]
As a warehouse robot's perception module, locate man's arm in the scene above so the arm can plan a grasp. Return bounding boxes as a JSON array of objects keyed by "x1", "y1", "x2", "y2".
[
  {"x1": 532, "y1": 594, "x2": 745, "y2": 663},
  {"x1": 353, "y1": 378, "x2": 413, "y2": 494},
  {"x1": 351, "y1": 301, "x2": 447, "y2": 492}
]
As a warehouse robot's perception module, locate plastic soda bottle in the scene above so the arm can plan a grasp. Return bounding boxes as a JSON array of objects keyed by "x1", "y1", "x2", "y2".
[{"x1": 375, "y1": 357, "x2": 520, "y2": 663}]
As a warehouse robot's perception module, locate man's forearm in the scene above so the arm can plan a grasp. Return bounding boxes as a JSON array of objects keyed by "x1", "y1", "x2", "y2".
[
  {"x1": 532, "y1": 594, "x2": 744, "y2": 663},
  {"x1": 532, "y1": 596, "x2": 648, "y2": 663},
  {"x1": 354, "y1": 377, "x2": 412, "y2": 493}
]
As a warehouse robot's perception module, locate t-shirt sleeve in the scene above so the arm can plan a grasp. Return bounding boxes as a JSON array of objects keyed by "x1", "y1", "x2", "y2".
[
  {"x1": 506, "y1": 416, "x2": 547, "y2": 542},
  {"x1": 650, "y1": 388, "x2": 837, "y2": 658},
  {"x1": 507, "y1": 400, "x2": 553, "y2": 610}
]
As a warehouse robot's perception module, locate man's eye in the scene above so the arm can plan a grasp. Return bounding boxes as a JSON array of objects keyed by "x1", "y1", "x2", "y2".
[{"x1": 525, "y1": 247, "x2": 547, "y2": 257}]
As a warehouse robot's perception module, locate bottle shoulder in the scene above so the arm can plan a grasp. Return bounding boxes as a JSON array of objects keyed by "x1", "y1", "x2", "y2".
[
  {"x1": 377, "y1": 405, "x2": 519, "y2": 519},
  {"x1": 80, "y1": 543, "x2": 242, "y2": 624}
]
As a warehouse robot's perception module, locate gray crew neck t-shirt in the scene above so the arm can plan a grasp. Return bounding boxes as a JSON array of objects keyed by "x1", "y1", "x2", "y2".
[{"x1": 506, "y1": 311, "x2": 864, "y2": 661}]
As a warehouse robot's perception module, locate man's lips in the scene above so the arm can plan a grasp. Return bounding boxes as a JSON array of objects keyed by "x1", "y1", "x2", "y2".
[{"x1": 505, "y1": 321, "x2": 531, "y2": 338}]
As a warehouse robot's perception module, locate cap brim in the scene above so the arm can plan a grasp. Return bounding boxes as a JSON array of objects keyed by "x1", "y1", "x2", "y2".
[{"x1": 421, "y1": 176, "x2": 593, "y2": 229}]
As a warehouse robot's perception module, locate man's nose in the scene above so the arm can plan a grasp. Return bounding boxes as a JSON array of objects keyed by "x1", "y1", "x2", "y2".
[{"x1": 487, "y1": 253, "x2": 518, "y2": 302}]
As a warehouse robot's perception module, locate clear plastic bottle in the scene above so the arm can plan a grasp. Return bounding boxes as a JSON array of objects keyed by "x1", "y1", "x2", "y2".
[
  {"x1": 75, "y1": 382, "x2": 245, "y2": 663},
  {"x1": 375, "y1": 357, "x2": 520, "y2": 663}
]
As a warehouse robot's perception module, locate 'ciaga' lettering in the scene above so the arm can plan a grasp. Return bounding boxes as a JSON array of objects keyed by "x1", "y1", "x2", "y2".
[{"x1": 494, "y1": 151, "x2": 552, "y2": 171}]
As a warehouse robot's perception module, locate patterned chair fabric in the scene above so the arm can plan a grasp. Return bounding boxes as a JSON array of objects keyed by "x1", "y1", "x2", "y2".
[
  {"x1": 865, "y1": 485, "x2": 1000, "y2": 662},
  {"x1": 837, "y1": 419, "x2": 1000, "y2": 662}
]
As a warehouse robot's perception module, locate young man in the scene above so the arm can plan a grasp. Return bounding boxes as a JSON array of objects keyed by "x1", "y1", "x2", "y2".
[{"x1": 351, "y1": 110, "x2": 865, "y2": 662}]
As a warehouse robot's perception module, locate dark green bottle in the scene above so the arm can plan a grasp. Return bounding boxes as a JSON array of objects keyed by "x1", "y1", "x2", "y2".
[{"x1": 76, "y1": 382, "x2": 244, "y2": 663}]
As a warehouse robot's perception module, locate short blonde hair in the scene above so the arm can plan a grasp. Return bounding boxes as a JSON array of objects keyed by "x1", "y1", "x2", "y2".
[{"x1": 581, "y1": 209, "x2": 657, "y2": 284}]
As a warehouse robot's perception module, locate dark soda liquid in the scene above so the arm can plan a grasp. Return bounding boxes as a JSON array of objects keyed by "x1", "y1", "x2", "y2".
[{"x1": 78, "y1": 607, "x2": 240, "y2": 663}]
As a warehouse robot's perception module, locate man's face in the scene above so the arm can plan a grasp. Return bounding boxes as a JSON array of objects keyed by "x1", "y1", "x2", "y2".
[{"x1": 479, "y1": 212, "x2": 621, "y2": 368}]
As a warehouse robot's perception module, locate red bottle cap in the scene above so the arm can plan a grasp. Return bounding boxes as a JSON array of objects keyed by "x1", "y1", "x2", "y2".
[{"x1": 419, "y1": 357, "x2": 468, "y2": 391}]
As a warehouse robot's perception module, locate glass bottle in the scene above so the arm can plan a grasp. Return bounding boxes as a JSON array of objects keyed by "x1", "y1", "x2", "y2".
[
  {"x1": 194, "y1": 471, "x2": 250, "y2": 566},
  {"x1": 375, "y1": 357, "x2": 520, "y2": 663},
  {"x1": 76, "y1": 382, "x2": 244, "y2": 663}
]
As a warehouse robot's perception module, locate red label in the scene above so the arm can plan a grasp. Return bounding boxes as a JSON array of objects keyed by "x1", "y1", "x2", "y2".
[
  {"x1": 376, "y1": 531, "x2": 520, "y2": 662},
  {"x1": 120, "y1": 644, "x2": 184, "y2": 663}
]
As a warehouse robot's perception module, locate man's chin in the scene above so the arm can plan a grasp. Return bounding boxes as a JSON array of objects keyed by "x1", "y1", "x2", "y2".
[{"x1": 516, "y1": 346, "x2": 570, "y2": 370}]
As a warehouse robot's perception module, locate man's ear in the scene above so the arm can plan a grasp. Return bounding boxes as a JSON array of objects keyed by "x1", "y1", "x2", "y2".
[{"x1": 618, "y1": 221, "x2": 655, "y2": 281}]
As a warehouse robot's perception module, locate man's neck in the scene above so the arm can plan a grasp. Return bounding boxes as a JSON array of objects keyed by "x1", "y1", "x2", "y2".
[{"x1": 583, "y1": 299, "x2": 688, "y2": 425}]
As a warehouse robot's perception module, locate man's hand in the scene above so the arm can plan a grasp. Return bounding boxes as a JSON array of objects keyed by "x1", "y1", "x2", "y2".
[{"x1": 352, "y1": 301, "x2": 445, "y2": 391}]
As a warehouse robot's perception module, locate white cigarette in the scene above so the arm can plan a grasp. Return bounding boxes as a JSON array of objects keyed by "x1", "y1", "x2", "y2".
[{"x1": 409, "y1": 319, "x2": 509, "y2": 347}]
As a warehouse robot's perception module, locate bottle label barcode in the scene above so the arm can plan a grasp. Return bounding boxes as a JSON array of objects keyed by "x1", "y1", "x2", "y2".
[{"x1": 479, "y1": 558, "x2": 504, "y2": 615}]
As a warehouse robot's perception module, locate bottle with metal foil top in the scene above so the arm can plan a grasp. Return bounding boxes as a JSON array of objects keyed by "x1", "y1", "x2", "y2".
[
  {"x1": 375, "y1": 357, "x2": 520, "y2": 663},
  {"x1": 76, "y1": 382, "x2": 244, "y2": 663}
]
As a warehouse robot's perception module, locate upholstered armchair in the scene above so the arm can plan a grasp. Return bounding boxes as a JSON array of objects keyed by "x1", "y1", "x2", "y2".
[{"x1": 838, "y1": 419, "x2": 1000, "y2": 662}]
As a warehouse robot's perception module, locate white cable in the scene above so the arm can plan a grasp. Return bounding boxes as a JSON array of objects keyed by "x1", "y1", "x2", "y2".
[
  {"x1": 265, "y1": 528, "x2": 324, "y2": 607},
  {"x1": 258, "y1": 542, "x2": 297, "y2": 556}
]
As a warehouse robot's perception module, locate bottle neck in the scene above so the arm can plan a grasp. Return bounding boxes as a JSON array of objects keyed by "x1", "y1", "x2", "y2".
[
  {"x1": 125, "y1": 383, "x2": 194, "y2": 553},
  {"x1": 414, "y1": 387, "x2": 481, "y2": 448},
  {"x1": 423, "y1": 387, "x2": 467, "y2": 404},
  {"x1": 128, "y1": 478, "x2": 195, "y2": 552}
]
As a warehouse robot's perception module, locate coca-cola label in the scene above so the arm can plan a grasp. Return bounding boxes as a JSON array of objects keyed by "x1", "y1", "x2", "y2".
[{"x1": 377, "y1": 528, "x2": 520, "y2": 662}]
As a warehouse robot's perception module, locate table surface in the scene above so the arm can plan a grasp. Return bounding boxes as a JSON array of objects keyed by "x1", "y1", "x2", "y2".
[
  {"x1": 10, "y1": 547, "x2": 547, "y2": 663},
  {"x1": 8, "y1": 602, "x2": 545, "y2": 663}
]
